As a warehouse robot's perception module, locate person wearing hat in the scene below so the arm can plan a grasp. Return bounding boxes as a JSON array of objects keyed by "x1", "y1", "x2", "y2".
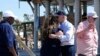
[
  {"x1": 76, "y1": 11, "x2": 98, "y2": 56},
  {"x1": 49, "y1": 11, "x2": 75, "y2": 56},
  {"x1": 0, "y1": 11, "x2": 17, "y2": 56}
]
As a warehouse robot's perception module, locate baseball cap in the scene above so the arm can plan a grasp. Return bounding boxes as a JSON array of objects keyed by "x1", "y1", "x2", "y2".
[
  {"x1": 87, "y1": 11, "x2": 98, "y2": 18},
  {"x1": 3, "y1": 10, "x2": 16, "y2": 18},
  {"x1": 55, "y1": 11, "x2": 66, "y2": 16}
]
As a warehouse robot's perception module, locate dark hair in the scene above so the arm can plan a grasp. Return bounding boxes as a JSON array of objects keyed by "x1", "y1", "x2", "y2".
[{"x1": 49, "y1": 16, "x2": 58, "y2": 25}]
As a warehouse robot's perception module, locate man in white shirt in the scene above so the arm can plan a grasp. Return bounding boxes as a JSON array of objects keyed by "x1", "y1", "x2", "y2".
[{"x1": 49, "y1": 11, "x2": 75, "y2": 56}]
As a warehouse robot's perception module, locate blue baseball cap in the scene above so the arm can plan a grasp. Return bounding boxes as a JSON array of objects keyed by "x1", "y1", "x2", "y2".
[{"x1": 55, "y1": 11, "x2": 66, "y2": 16}]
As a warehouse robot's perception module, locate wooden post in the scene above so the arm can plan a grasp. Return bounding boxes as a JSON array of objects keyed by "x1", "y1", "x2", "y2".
[
  {"x1": 45, "y1": 0, "x2": 50, "y2": 18},
  {"x1": 33, "y1": 2, "x2": 40, "y2": 51},
  {"x1": 23, "y1": 24, "x2": 28, "y2": 46},
  {"x1": 82, "y1": 1, "x2": 87, "y2": 13},
  {"x1": 74, "y1": 0, "x2": 81, "y2": 28},
  {"x1": 94, "y1": 0, "x2": 100, "y2": 55},
  {"x1": 58, "y1": 0, "x2": 64, "y2": 11}
]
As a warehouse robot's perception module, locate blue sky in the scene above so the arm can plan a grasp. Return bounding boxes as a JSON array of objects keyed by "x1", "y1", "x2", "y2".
[
  {"x1": 0, "y1": 0, "x2": 94, "y2": 21},
  {"x1": 0, "y1": 0, "x2": 45, "y2": 21}
]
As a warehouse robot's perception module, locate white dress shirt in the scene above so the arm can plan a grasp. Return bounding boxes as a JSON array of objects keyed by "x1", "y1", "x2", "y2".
[{"x1": 58, "y1": 20, "x2": 75, "y2": 46}]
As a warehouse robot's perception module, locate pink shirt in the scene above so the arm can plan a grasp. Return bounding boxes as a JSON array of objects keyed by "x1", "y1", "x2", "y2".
[{"x1": 76, "y1": 20, "x2": 98, "y2": 56}]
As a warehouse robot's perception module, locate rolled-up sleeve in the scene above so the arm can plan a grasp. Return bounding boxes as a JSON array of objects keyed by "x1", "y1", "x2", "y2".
[
  {"x1": 5, "y1": 25, "x2": 14, "y2": 48},
  {"x1": 59, "y1": 23, "x2": 74, "y2": 42},
  {"x1": 76, "y1": 23, "x2": 83, "y2": 33},
  {"x1": 76, "y1": 22, "x2": 87, "y2": 38}
]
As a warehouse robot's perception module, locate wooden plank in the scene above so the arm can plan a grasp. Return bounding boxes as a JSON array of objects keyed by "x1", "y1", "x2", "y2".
[{"x1": 33, "y1": 0, "x2": 42, "y2": 3}]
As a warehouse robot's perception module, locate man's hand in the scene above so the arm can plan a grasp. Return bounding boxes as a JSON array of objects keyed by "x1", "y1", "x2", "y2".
[
  {"x1": 88, "y1": 23, "x2": 95, "y2": 30},
  {"x1": 8, "y1": 47, "x2": 17, "y2": 56},
  {"x1": 55, "y1": 31, "x2": 64, "y2": 35},
  {"x1": 49, "y1": 31, "x2": 64, "y2": 39}
]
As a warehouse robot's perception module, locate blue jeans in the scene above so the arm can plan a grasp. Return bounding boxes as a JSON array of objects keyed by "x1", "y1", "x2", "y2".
[{"x1": 61, "y1": 45, "x2": 76, "y2": 56}]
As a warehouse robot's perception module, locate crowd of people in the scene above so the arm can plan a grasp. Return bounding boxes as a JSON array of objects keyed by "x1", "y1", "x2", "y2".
[
  {"x1": 40, "y1": 11, "x2": 98, "y2": 56},
  {"x1": 0, "y1": 10, "x2": 99, "y2": 56}
]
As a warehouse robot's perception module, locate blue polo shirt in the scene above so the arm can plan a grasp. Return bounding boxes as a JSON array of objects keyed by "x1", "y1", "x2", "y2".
[{"x1": 0, "y1": 21, "x2": 16, "y2": 56}]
